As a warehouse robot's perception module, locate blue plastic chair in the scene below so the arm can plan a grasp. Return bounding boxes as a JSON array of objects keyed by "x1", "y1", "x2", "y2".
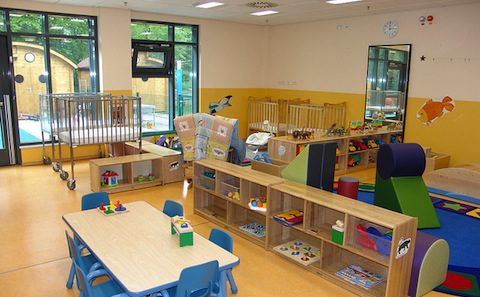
[
  {"x1": 65, "y1": 231, "x2": 101, "y2": 289},
  {"x1": 73, "y1": 258, "x2": 126, "y2": 297},
  {"x1": 160, "y1": 260, "x2": 219, "y2": 297},
  {"x1": 209, "y1": 228, "x2": 238, "y2": 294},
  {"x1": 82, "y1": 192, "x2": 110, "y2": 211},
  {"x1": 162, "y1": 200, "x2": 184, "y2": 217}
]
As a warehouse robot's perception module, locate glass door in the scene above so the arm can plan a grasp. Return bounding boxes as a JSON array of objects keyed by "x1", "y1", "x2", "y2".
[{"x1": 0, "y1": 35, "x2": 16, "y2": 165}]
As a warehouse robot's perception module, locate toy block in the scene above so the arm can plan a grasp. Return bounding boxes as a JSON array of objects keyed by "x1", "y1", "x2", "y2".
[{"x1": 171, "y1": 216, "x2": 194, "y2": 247}]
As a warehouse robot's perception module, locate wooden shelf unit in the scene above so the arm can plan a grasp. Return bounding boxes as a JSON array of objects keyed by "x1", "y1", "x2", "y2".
[
  {"x1": 267, "y1": 181, "x2": 417, "y2": 297},
  {"x1": 267, "y1": 129, "x2": 402, "y2": 175},
  {"x1": 193, "y1": 159, "x2": 285, "y2": 247},
  {"x1": 90, "y1": 153, "x2": 163, "y2": 193}
]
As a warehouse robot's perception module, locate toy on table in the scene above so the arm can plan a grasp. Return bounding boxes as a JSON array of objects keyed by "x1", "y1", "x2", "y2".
[
  {"x1": 171, "y1": 216, "x2": 194, "y2": 247},
  {"x1": 332, "y1": 220, "x2": 344, "y2": 245},
  {"x1": 248, "y1": 195, "x2": 267, "y2": 212},
  {"x1": 273, "y1": 209, "x2": 304, "y2": 227},
  {"x1": 114, "y1": 200, "x2": 127, "y2": 212},
  {"x1": 101, "y1": 170, "x2": 119, "y2": 187},
  {"x1": 97, "y1": 200, "x2": 128, "y2": 215}
]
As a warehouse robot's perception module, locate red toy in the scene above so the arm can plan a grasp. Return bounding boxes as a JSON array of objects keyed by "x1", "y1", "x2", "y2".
[
  {"x1": 352, "y1": 140, "x2": 368, "y2": 151},
  {"x1": 99, "y1": 202, "x2": 106, "y2": 211},
  {"x1": 357, "y1": 224, "x2": 376, "y2": 250}
]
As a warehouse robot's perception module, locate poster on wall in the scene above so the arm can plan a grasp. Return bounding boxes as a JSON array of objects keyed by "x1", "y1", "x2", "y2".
[{"x1": 417, "y1": 96, "x2": 455, "y2": 125}]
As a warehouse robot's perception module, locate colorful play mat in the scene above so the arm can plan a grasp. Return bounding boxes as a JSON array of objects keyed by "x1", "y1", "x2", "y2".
[{"x1": 356, "y1": 187, "x2": 480, "y2": 297}]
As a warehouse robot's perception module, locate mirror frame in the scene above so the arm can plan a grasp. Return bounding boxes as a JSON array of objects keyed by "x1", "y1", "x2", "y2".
[{"x1": 363, "y1": 44, "x2": 412, "y2": 132}]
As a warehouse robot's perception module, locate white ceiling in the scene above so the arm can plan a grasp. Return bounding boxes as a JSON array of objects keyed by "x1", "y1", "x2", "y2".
[{"x1": 29, "y1": 0, "x2": 480, "y2": 25}]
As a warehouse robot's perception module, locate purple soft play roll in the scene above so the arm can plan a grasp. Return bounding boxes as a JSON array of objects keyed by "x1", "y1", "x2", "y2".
[
  {"x1": 377, "y1": 143, "x2": 426, "y2": 179},
  {"x1": 409, "y1": 231, "x2": 440, "y2": 297}
]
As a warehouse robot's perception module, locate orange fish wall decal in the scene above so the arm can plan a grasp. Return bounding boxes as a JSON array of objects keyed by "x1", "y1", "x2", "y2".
[{"x1": 417, "y1": 96, "x2": 455, "y2": 125}]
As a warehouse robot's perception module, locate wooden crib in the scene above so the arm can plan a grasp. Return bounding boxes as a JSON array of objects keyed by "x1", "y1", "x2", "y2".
[
  {"x1": 247, "y1": 97, "x2": 310, "y2": 135},
  {"x1": 287, "y1": 102, "x2": 346, "y2": 133}
]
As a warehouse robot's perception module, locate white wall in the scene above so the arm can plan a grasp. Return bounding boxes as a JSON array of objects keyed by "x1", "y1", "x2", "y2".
[
  {"x1": 267, "y1": 2, "x2": 480, "y2": 101},
  {"x1": 97, "y1": 7, "x2": 132, "y2": 91}
]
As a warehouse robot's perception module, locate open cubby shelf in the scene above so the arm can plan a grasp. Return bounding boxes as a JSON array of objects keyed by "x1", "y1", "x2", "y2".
[
  {"x1": 90, "y1": 153, "x2": 164, "y2": 193},
  {"x1": 267, "y1": 129, "x2": 403, "y2": 175},
  {"x1": 193, "y1": 159, "x2": 284, "y2": 248},
  {"x1": 194, "y1": 159, "x2": 417, "y2": 297}
]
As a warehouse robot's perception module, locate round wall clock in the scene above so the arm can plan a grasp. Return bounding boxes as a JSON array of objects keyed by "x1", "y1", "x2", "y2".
[{"x1": 383, "y1": 20, "x2": 399, "y2": 38}]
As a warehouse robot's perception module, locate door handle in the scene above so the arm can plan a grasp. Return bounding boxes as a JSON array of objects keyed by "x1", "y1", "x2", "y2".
[{"x1": 0, "y1": 101, "x2": 3, "y2": 107}]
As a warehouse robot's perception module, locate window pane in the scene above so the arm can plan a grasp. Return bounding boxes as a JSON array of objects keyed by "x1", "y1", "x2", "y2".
[
  {"x1": 49, "y1": 38, "x2": 95, "y2": 92},
  {"x1": 175, "y1": 26, "x2": 193, "y2": 43},
  {"x1": 12, "y1": 36, "x2": 48, "y2": 144},
  {"x1": 10, "y1": 11, "x2": 44, "y2": 34},
  {"x1": 0, "y1": 11, "x2": 5, "y2": 32},
  {"x1": 132, "y1": 77, "x2": 170, "y2": 132},
  {"x1": 48, "y1": 15, "x2": 90, "y2": 36},
  {"x1": 175, "y1": 45, "x2": 194, "y2": 116},
  {"x1": 131, "y1": 22, "x2": 168, "y2": 41},
  {"x1": 137, "y1": 51, "x2": 165, "y2": 69}
]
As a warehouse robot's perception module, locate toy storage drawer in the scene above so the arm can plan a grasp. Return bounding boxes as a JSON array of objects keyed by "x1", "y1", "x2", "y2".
[
  {"x1": 197, "y1": 175, "x2": 215, "y2": 190},
  {"x1": 221, "y1": 180, "x2": 240, "y2": 200},
  {"x1": 352, "y1": 225, "x2": 392, "y2": 257}
]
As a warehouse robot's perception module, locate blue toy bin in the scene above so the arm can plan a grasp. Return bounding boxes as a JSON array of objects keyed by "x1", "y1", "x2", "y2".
[{"x1": 353, "y1": 223, "x2": 392, "y2": 257}]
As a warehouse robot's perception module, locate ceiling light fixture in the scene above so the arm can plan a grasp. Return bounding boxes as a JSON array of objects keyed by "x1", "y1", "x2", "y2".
[
  {"x1": 250, "y1": 10, "x2": 278, "y2": 16},
  {"x1": 195, "y1": 2, "x2": 224, "y2": 9},
  {"x1": 326, "y1": 0, "x2": 362, "y2": 4}
]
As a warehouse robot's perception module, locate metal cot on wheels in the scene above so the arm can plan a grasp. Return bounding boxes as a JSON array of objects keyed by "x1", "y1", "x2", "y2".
[{"x1": 39, "y1": 93, "x2": 142, "y2": 190}]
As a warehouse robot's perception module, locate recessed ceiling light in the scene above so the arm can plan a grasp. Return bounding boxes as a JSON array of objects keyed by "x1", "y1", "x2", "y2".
[
  {"x1": 195, "y1": 2, "x2": 224, "y2": 8},
  {"x1": 326, "y1": 0, "x2": 362, "y2": 4},
  {"x1": 250, "y1": 10, "x2": 279, "y2": 16}
]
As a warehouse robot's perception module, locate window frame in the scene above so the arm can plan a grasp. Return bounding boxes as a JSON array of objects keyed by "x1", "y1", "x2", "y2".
[
  {"x1": 131, "y1": 19, "x2": 199, "y2": 136},
  {"x1": 132, "y1": 41, "x2": 174, "y2": 78},
  {"x1": 0, "y1": 7, "x2": 100, "y2": 146}
]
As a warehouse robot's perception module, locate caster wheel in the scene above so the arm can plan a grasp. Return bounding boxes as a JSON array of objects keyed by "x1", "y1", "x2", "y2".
[
  {"x1": 67, "y1": 179, "x2": 76, "y2": 190},
  {"x1": 43, "y1": 156, "x2": 51, "y2": 165},
  {"x1": 52, "y1": 162, "x2": 60, "y2": 172},
  {"x1": 60, "y1": 170, "x2": 69, "y2": 180}
]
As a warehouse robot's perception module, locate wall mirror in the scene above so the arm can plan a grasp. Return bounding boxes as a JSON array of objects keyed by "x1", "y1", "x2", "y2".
[{"x1": 364, "y1": 44, "x2": 411, "y2": 129}]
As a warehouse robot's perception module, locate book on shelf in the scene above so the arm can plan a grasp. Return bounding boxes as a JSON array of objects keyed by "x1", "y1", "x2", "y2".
[
  {"x1": 273, "y1": 209, "x2": 304, "y2": 227},
  {"x1": 335, "y1": 264, "x2": 385, "y2": 289}
]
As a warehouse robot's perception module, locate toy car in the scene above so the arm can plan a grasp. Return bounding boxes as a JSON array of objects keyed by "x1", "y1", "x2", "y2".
[
  {"x1": 353, "y1": 140, "x2": 368, "y2": 151},
  {"x1": 348, "y1": 141, "x2": 356, "y2": 152},
  {"x1": 367, "y1": 139, "x2": 378, "y2": 149}
]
